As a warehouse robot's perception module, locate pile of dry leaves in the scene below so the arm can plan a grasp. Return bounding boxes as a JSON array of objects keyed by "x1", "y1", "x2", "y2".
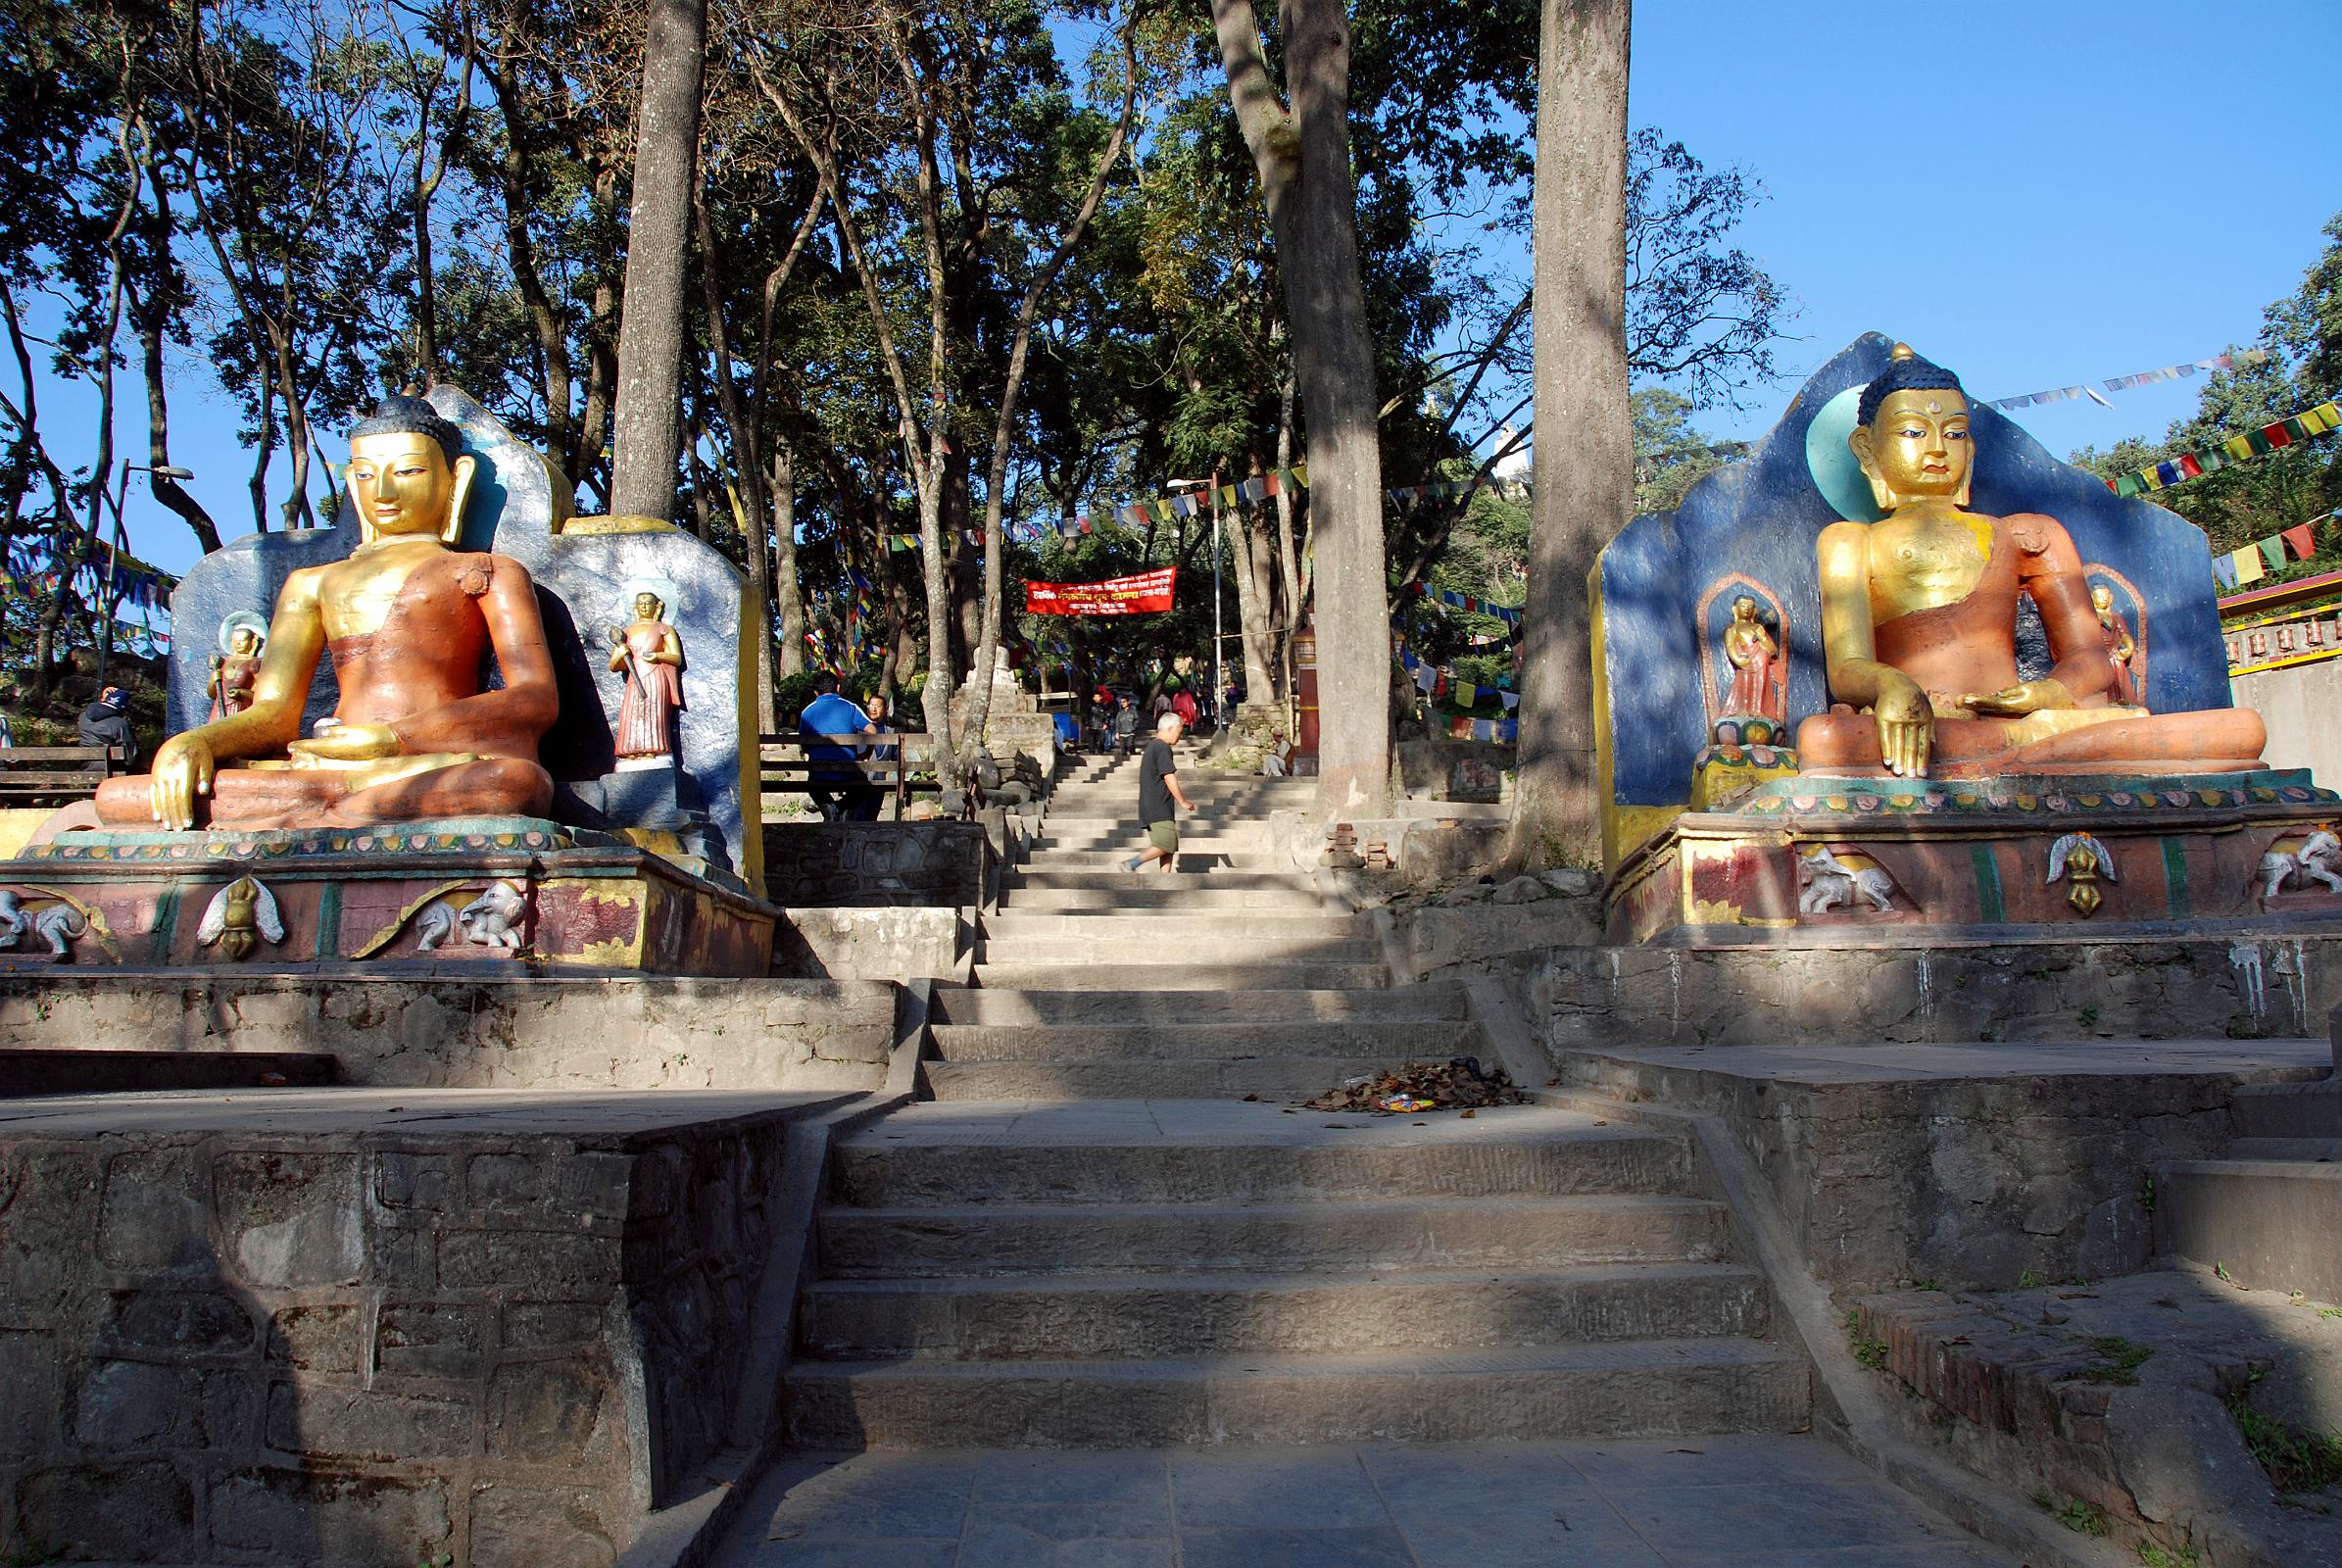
[{"x1": 1299, "y1": 1056, "x2": 1529, "y2": 1114}]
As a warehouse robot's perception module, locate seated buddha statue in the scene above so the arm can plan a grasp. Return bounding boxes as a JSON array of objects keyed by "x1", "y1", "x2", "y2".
[
  {"x1": 1795, "y1": 345, "x2": 2265, "y2": 780},
  {"x1": 92, "y1": 395, "x2": 560, "y2": 831}
]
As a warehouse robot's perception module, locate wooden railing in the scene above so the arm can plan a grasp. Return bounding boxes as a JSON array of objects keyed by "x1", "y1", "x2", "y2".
[
  {"x1": 757, "y1": 731, "x2": 937, "y2": 820},
  {"x1": 0, "y1": 744, "x2": 129, "y2": 808}
]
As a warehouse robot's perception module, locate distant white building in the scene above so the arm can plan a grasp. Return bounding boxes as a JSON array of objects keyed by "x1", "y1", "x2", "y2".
[{"x1": 1489, "y1": 427, "x2": 1532, "y2": 485}]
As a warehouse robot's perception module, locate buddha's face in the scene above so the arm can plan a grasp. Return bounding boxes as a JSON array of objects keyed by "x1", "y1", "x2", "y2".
[
  {"x1": 634, "y1": 593, "x2": 662, "y2": 621},
  {"x1": 1732, "y1": 597, "x2": 1756, "y2": 622},
  {"x1": 1850, "y1": 390, "x2": 1973, "y2": 509},
  {"x1": 348, "y1": 432, "x2": 475, "y2": 546}
]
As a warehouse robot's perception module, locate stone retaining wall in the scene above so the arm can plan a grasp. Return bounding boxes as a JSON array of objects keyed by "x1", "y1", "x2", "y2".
[
  {"x1": 0, "y1": 1091, "x2": 854, "y2": 1566},
  {"x1": 773, "y1": 906, "x2": 966, "y2": 982},
  {"x1": 1535, "y1": 934, "x2": 2342, "y2": 1049},
  {"x1": 1557, "y1": 1049, "x2": 2322, "y2": 1292},
  {"x1": 760, "y1": 820, "x2": 987, "y2": 907},
  {"x1": 0, "y1": 973, "x2": 894, "y2": 1092}
]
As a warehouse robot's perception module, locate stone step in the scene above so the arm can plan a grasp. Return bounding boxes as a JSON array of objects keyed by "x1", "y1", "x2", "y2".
[
  {"x1": 2154, "y1": 1157, "x2": 2342, "y2": 1304},
  {"x1": 1004, "y1": 868, "x2": 1316, "y2": 894},
  {"x1": 780, "y1": 1338, "x2": 1811, "y2": 1447},
  {"x1": 919, "y1": 1055, "x2": 1454, "y2": 1102},
  {"x1": 973, "y1": 959, "x2": 1388, "y2": 991},
  {"x1": 2227, "y1": 1138, "x2": 2342, "y2": 1162},
  {"x1": 981, "y1": 911, "x2": 1365, "y2": 942},
  {"x1": 978, "y1": 934, "x2": 1382, "y2": 967},
  {"x1": 0, "y1": 1049, "x2": 340, "y2": 1097},
  {"x1": 815, "y1": 1194, "x2": 1733, "y2": 1278},
  {"x1": 831, "y1": 1122, "x2": 1693, "y2": 1206},
  {"x1": 998, "y1": 884, "x2": 1325, "y2": 911},
  {"x1": 2231, "y1": 1080, "x2": 2342, "y2": 1141},
  {"x1": 928, "y1": 1019, "x2": 1474, "y2": 1062},
  {"x1": 1021, "y1": 850, "x2": 1280, "y2": 871},
  {"x1": 799, "y1": 1261, "x2": 1770, "y2": 1360},
  {"x1": 933, "y1": 986, "x2": 1463, "y2": 1025}
]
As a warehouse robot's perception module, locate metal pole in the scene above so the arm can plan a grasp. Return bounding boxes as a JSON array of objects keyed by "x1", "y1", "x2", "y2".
[{"x1": 1209, "y1": 468, "x2": 1223, "y2": 728}]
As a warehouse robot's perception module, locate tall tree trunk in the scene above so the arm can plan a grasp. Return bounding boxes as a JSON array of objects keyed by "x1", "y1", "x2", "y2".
[
  {"x1": 770, "y1": 446, "x2": 805, "y2": 683},
  {"x1": 1211, "y1": 0, "x2": 1391, "y2": 815},
  {"x1": 1273, "y1": 371, "x2": 1302, "y2": 705},
  {"x1": 1232, "y1": 505, "x2": 1278, "y2": 700},
  {"x1": 1511, "y1": 0, "x2": 1631, "y2": 869},
  {"x1": 608, "y1": 0, "x2": 707, "y2": 521}
]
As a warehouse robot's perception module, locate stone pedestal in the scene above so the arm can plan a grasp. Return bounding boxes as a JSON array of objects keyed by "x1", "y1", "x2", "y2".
[
  {"x1": 948, "y1": 653, "x2": 1056, "y2": 772},
  {"x1": 0, "y1": 816, "x2": 776, "y2": 975},
  {"x1": 1607, "y1": 767, "x2": 2342, "y2": 944}
]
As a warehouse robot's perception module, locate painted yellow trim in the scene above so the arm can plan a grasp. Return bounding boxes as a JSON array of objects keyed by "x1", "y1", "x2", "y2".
[
  {"x1": 346, "y1": 878, "x2": 475, "y2": 960},
  {"x1": 0, "y1": 809, "x2": 52, "y2": 861},
  {"x1": 2230, "y1": 646, "x2": 2342, "y2": 677},
  {"x1": 737, "y1": 575, "x2": 766, "y2": 893},
  {"x1": 1590, "y1": 562, "x2": 1618, "y2": 869}
]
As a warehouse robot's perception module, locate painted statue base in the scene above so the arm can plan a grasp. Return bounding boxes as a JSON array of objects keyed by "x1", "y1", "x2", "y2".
[
  {"x1": 0, "y1": 816, "x2": 774, "y2": 975},
  {"x1": 1607, "y1": 768, "x2": 2342, "y2": 945}
]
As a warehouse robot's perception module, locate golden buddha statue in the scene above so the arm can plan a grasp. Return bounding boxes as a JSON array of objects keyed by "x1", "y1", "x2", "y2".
[
  {"x1": 1795, "y1": 345, "x2": 2265, "y2": 780},
  {"x1": 94, "y1": 396, "x2": 560, "y2": 830}
]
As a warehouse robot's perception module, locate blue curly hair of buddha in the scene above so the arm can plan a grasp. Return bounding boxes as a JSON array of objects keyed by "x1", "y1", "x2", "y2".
[
  {"x1": 349, "y1": 393, "x2": 464, "y2": 466},
  {"x1": 1856, "y1": 345, "x2": 1965, "y2": 429}
]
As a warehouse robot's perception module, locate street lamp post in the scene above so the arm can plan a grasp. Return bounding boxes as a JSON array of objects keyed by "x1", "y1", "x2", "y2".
[{"x1": 99, "y1": 462, "x2": 195, "y2": 678}]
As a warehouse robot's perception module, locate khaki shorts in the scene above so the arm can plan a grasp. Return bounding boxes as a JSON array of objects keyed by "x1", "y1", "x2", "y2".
[{"x1": 1147, "y1": 820, "x2": 1179, "y2": 855}]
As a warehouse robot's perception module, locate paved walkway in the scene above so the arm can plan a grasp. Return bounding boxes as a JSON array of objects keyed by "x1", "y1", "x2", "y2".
[{"x1": 712, "y1": 1436, "x2": 2018, "y2": 1566}]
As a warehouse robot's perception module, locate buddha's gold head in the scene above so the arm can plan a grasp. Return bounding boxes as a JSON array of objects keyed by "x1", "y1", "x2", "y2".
[
  {"x1": 229, "y1": 626, "x2": 261, "y2": 657},
  {"x1": 2090, "y1": 583, "x2": 2114, "y2": 612},
  {"x1": 1732, "y1": 596, "x2": 1758, "y2": 623},
  {"x1": 1848, "y1": 344, "x2": 1974, "y2": 511},
  {"x1": 634, "y1": 592, "x2": 663, "y2": 622},
  {"x1": 346, "y1": 395, "x2": 475, "y2": 547}
]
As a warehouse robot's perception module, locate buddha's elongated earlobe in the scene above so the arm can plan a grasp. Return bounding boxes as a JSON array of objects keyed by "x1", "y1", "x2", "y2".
[
  {"x1": 1848, "y1": 425, "x2": 1898, "y2": 512},
  {"x1": 442, "y1": 453, "x2": 477, "y2": 545}
]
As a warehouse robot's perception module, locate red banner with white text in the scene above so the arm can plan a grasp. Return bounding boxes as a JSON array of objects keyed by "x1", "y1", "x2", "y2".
[{"x1": 1024, "y1": 566, "x2": 1178, "y2": 616}]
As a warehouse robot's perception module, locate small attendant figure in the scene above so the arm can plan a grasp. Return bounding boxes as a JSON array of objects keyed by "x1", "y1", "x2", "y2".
[
  {"x1": 609, "y1": 585, "x2": 685, "y2": 762},
  {"x1": 207, "y1": 612, "x2": 268, "y2": 721},
  {"x1": 2090, "y1": 583, "x2": 2142, "y2": 709},
  {"x1": 1722, "y1": 596, "x2": 1782, "y2": 721}
]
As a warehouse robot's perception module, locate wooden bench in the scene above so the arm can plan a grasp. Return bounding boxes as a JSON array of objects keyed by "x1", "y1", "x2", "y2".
[
  {"x1": 0, "y1": 745, "x2": 128, "y2": 808},
  {"x1": 758, "y1": 732, "x2": 942, "y2": 820}
]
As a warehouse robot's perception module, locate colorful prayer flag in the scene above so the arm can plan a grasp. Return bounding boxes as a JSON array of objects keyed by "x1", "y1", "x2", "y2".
[
  {"x1": 2283, "y1": 523, "x2": 2318, "y2": 560},
  {"x1": 2234, "y1": 547, "x2": 2266, "y2": 585}
]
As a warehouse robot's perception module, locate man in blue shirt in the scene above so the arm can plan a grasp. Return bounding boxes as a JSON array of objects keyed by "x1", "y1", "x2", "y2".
[{"x1": 799, "y1": 673, "x2": 876, "y2": 821}]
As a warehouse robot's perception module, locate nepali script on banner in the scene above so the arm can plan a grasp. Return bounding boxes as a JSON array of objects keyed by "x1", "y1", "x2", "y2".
[{"x1": 1025, "y1": 567, "x2": 1178, "y2": 616}]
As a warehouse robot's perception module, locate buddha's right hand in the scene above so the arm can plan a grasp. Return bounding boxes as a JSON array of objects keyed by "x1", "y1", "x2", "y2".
[
  {"x1": 151, "y1": 734, "x2": 217, "y2": 831},
  {"x1": 1873, "y1": 675, "x2": 1933, "y2": 780}
]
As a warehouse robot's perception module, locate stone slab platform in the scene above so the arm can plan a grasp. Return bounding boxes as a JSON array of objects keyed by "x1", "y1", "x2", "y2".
[
  {"x1": 0, "y1": 971, "x2": 896, "y2": 1093},
  {"x1": 0, "y1": 1087, "x2": 861, "y2": 1567},
  {"x1": 1555, "y1": 1041, "x2": 2330, "y2": 1296},
  {"x1": 707, "y1": 1436, "x2": 2016, "y2": 1567},
  {"x1": 1856, "y1": 1269, "x2": 2342, "y2": 1568}
]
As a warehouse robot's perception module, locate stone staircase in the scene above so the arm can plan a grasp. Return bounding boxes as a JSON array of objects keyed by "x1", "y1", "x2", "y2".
[
  {"x1": 781, "y1": 745, "x2": 1813, "y2": 1447},
  {"x1": 2156, "y1": 1075, "x2": 2342, "y2": 1305}
]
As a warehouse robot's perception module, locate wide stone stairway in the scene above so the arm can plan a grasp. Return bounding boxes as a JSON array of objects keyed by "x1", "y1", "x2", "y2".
[{"x1": 781, "y1": 746, "x2": 1812, "y2": 1449}]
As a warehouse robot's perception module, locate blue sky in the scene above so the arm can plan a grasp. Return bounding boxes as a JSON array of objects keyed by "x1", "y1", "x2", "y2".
[
  {"x1": 77, "y1": 0, "x2": 2342, "y2": 579},
  {"x1": 1628, "y1": 0, "x2": 2341, "y2": 451}
]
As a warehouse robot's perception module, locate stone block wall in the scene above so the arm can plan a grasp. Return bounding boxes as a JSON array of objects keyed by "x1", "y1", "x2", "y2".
[
  {"x1": 773, "y1": 906, "x2": 965, "y2": 982},
  {"x1": 0, "y1": 1096, "x2": 844, "y2": 1565},
  {"x1": 1534, "y1": 934, "x2": 2342, "y2": 1050},
  {"x1": 1557, "y1": 1052, "x2": 2318, "y2": 1292},
  {"x1": 760, "y1": 820, "x2": 987, "y2": 908},
  {"x1": 0, "y1": 973, "x2": 895, "y2": 1092}
]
